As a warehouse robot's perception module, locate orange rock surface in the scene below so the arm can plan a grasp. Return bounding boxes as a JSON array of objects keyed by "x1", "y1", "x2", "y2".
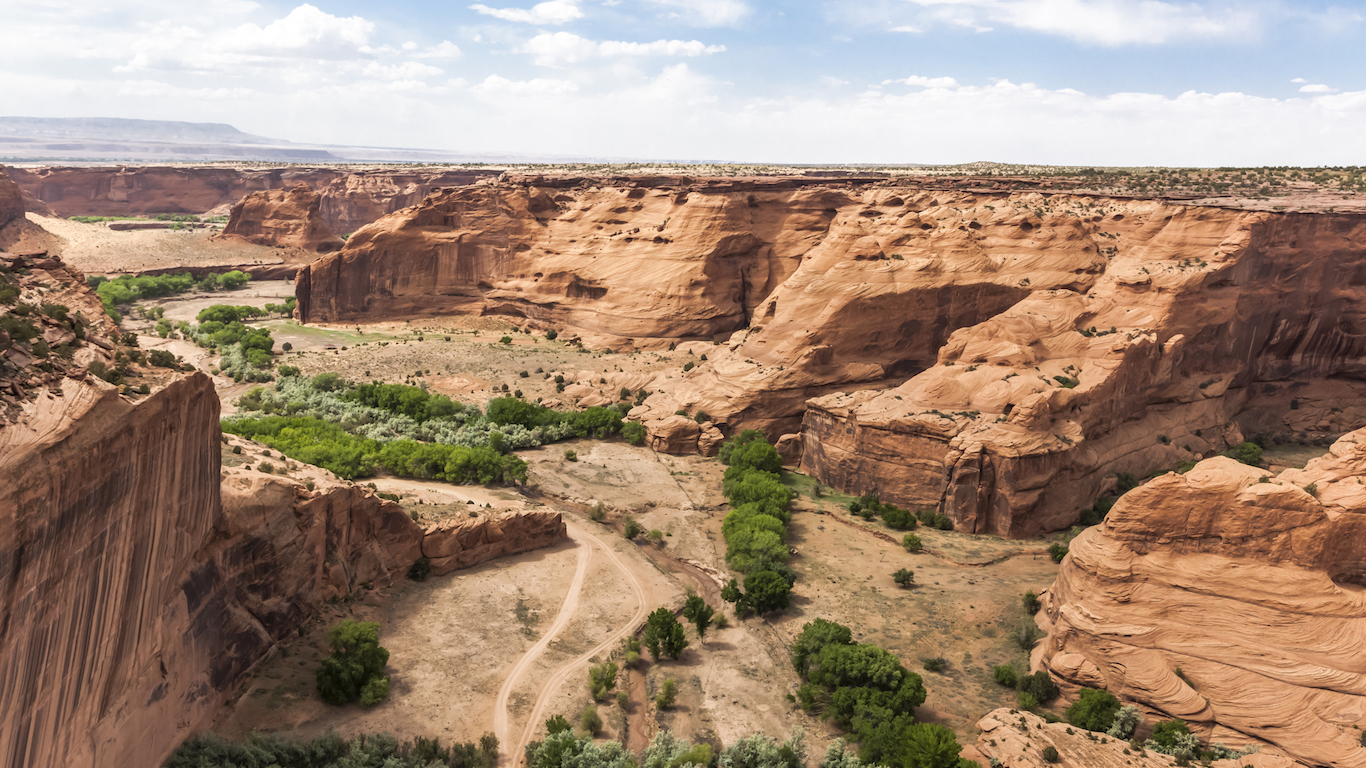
[
  {"x1": 215, "y1": 182, "x2": 344, "y2": 252},
  {"x1": 6, "y1": 165, "x2": 499, "y2": 233},
  {"x1": 1038, "y1": 429, "x2": 1366, "y2": 767},
  {"x1": 422, "y1": 509, "x2": 567, "y2": 575}
]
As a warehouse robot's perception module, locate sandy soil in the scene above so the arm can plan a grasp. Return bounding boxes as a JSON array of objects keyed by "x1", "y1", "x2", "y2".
[{"x1": 29, "y1": 213, "x2": 297, "y2": 274}]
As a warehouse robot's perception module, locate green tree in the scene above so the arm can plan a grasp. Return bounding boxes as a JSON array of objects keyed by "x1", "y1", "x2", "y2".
[
  {"x1": 743, "y1": 570, "x2": 792, "y2": 614},
  {"x1": 683, "y1": 595, "x2": 715, "y2": 641},
  {"x1": 622, "y1": 421, "x2": 647, "y2": 446},
  {"x1": 1066, "y1": 687, "x2": 1121, "y2": 732},
  {"x1": 892, "y1": 568, "x2": 914, "y2": 588},
  {"x1": 643, "y1": 607, "x2": 688, "y2": 661},
  {"x1": 718, "y1": 730, "x2": 806, "y2": 768},
  {"x1": 580, "y1": 704, "x2": 602, "y2": 735},
  {"x1": 545, "y1": 714, "x2": 572, "y2": 735},
  {"x1": 588, "y1": 661, "x2": 618, "y2": 700},
  {"x1": 899, "y1": 723, "x2": 962, "y2": 768},
  {"x1": 315, "y1": 620, "x2": 390, "y2": 706},
  {"x1": 656, "y1": 678, "x2": 677, "y2": 709}
]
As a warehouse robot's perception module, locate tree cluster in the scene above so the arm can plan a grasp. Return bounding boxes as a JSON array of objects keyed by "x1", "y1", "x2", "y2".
[
  {"x1": 315, "y1": 620, "x2": 391, "y2": 708},
  {"x1": 717, "y1": 430, "x2": 796, "y2": 616},
  {"x1": 789, "y1": 619, "x2": 969, "y2": 767},
  {"x1": 167, "y1": 731, "x2": 498, "y2": 768}
]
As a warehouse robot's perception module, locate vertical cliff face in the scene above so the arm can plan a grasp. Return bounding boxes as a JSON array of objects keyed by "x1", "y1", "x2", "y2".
[
  {"x1": 298, "y1": 178, "x2": 838, "y2": 340},
  {"x1": 215, "y1": 182, "x2": 344, "y2": 252},
  {"x1": 0, "y1": 374, "x2": 427, "y2": 768},
  {"x1": 5, "y1": 166, "x2": 500, "y2": 233},
  {"x1": 1038, "y1": 429, "x2": 1366, "y2": 767},
  {"x1": 798, "y1": 205, "x2": 1366, "y2": 535}
]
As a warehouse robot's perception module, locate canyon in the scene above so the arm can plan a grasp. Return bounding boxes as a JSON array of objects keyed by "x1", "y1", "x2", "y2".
[
  {"x1": 5, "y1": 165, "x2": 501, "y2": 234},
  {"x1": 297, "y1": 177, "x2": 1366, "y2": 535}
]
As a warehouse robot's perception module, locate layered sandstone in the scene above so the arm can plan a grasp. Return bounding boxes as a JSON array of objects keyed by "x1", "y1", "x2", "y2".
[
  {"x1": 422, "y1": 509, "x2": 568, "y2": 576},
  {"x1": 215, "y1": 182, "x2": 343, "y2": 252},
  {"x1": 6, "y1": 166, "x2": 498, "y2": 233},
  {"x1": 971, "y1": 709, "x2": 1302, "y2": 768},
  {"x1": 0, "y1": 372, "x2": 428, "y2": 768},
  {"x1": 1038, "y1": 429, "x2": 1366, "y2": 767},
  {"x1": 797, "y1": 203, "x2": 1366, "y2": 535}
]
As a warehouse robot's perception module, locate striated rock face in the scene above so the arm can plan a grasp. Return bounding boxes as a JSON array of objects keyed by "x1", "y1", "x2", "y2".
[
  {"x1": 971, "y1": 709, "x2": 1303, "y2": 768},
  {"x1": 215, "y1": 182, "x2": 344, "y2": 252},
  {"x1": 6, "y1": 165, "x2": 498, "y2": 233},
  {"x1": 0, "y1": 373, "x2": 427, "y2": 768},
  {"x1": 421, "y1": 509, "x2": 567, "y2": 576},
  {"x1": 298, "y1": 177, "x2": 839, "y2": 338},
  {"x1": 797, "y1": 203, "x2": 1366, "y2": 535},
  {"x1": 1038, "y1": 429, "x2": 1366, "y2": 767}
]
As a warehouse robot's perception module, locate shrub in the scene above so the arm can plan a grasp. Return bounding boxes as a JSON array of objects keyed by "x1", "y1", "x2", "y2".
[
  {"x1": 616, "y1": 690, "x2": 628, "y2": 709},
  {"x1": 1066, "y1": 687, "x2": 1122, "y2": 732},
  {"x1": 546, "y1": 329, "x2": 558, "y2": 340},
  {"x1": 545, "y1": 714, "x2": 572, "y2": 735},
  {"x1": 359, "y1": 676, "x2": 390, "y2": 707},
  {"x1": 622, "y1": 421, "x2": 646, "y2": 446},
  {"x1": 564, "y1": 448, "x2": 577, "y2": 462},
  {"x1": 1106, "y1": 705, "x2": 1142, "y2": 739},
  {"x1": 920, "y1": 656, "x2": 947, "y2": 672},
  {"x1": 893, "y1": 568, "x2": 914, "y2": 588},
  {"x1": 648, "y1": 529, "x2": 664, "y2": 545},
  {"x1": 1023, "y1": 590, "x2": 1041, "y2": 614},
  {"x1": 1018, "y1": 671, "x2": 1059, "y2": 704},
  {"x1": 902, "y1": 533, "x2": 922, "y2": 553},
  {"x1": 1048, "y1": 542, "x2": 1069, "y2": 562},
  {"x1": 499, "y1": 336, "x2": 513, "y2": 345},
  {"x1": 1224, "y1": 441, "x2": 1263, "y2": 466},
  {"x1": 993, "y1": 665, "x2": 1018, "y2": 688},
  {"x1": 1016, "y1": 691, "x2": 1038, "y2": 710},
  {"x1": 655, "y1": 678, "x2": 677, "y2": 709},
  {"x1": 588, "y1": 661, "x2": 618, "y2": 700},
  {"x1": 694, "y1": 410, "x2": 709, "y2": 423},
  {"x1": 580, "y1": 704, "x2": 602, "y2": 735},
  {"x1": 408, "y1": 557, "x2": 431, "y2": 581},
  {"x1": 1042, "y1": 745, "x2": 1060, "y2": 763},
  {"x1": 282, "y1": 341, "x2": 292, "y2": 352},
  {"x1": 624, "y1": 517, "x2": 643, "y2": 539},
  {"x1": 315, "y1": 620, "x2": 390, "y2": 706},
  {"x1": 589, "y1": 502, "x2": 606, "y2": 522}
]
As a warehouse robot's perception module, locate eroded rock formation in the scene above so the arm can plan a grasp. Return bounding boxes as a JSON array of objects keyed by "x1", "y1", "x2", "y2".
[
  {"x1": 971, "y1": 709, "x2": 1302, "y2": 768},
  {"x1": 215, "y1": 182, "x2": 343, "y2": 252},
  {"x1": 422, "y1": 509, "x2": 568, "y2": 576},
  {"x1": 6, "y1": 165, "x2": 499, "y2": 233},
  {"x1": 1038, "y1": 429, "x2": 1366, "y2": 767},
  {"x1": 297, "y1": 177, "x2": 1366, "y2": 532}
]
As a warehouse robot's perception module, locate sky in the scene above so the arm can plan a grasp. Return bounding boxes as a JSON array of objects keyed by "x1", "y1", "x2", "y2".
[{"x1": 3, "y1": 0, "x2": 1366, "y2": 165}]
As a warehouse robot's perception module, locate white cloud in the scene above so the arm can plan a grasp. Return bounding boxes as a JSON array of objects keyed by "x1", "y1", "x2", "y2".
[
  {"x1": 520, "y1": 32, "x2": 724, "y2": 66},
  {"x1": 469, "y1": 74, "x2": 579, "y2": 95},
  {"x1": 414, "y1": 40, "x2": 463, "y2": 58},
  {"x1": 903, "y1": 0, "x2": 1259, "y2": 45},
  {"x1": 640, "y1": 0, "x2": 752, "y2": 27},
  {"x1": 1299, "y1": 83, "x2": 1338, "y2": 93},
  {"x1": 890, "y1": 25, "x2": 923, "y2": 32},
  {"x1": 1291, "y1": 77, "x2": 1308, "y2": 83},
  {"x1": 468, "y1": 0, "x2": 583, "y2": 25},
  {"x1": 882, "y1": 75, "x2": 961, "y2": 88},
  {"x1": 218, "y1": 4, "x2": 374, "y2": 56}
]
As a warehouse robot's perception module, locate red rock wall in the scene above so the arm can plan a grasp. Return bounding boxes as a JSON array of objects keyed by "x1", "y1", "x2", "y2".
[
  {"x1": 1038, "y1": 430, "x2": 1366, "y2": 766},
  {"x1": 4, "y1": 166, "x2": 499, "y2": 234},
  {"x1": 0, "y1": 373, "x2": 423, "y2": 768},
  {"x1": 215, "y1": 182, "x2": 344, "y2": 252},
  {"x1": 421, "y1": 509, "x2": 567, "y2": 576}
]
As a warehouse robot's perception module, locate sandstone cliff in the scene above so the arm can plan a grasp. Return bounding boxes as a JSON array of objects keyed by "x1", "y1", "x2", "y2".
[
  {"x1": 215, "y1": 182, "x2": 343, "y2": 252},
  {"x1": 797, "y1": 203, "x2": 1366, "y2": 535},
  {"x1": 1038, "y1": 429, "x2": 1366, "y2": 767},
  {"x1": 970, "y1": 709, "x2": 1303, "y2": 768},
  {"x1": 422, "y1": 509, "x2": 567, "y2": 576},
  {"x1": 6, "y1": 166, "x2": 498, "y2": 234}
]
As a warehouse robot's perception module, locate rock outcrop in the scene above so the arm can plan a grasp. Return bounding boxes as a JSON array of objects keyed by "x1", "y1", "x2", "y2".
[
  {"x1": 971, "y1": 709, "x2": 1302, "y2": 768},
  {"x1": 421, "y1": 509, "x2": 568, "y2": 576},
  {"x1": 297, "y1": 177, "x2": 1366, "y2": 533},
  {"x1": 0, "y1": 168, "x2": 23, "y2": 229},
  {"x1": 797, "y1": 204, "x2": 1366, "y2": 535},
  {"x1": 1038, "y1": 429, "x2": 1366, "y2": 767},
  {"x1": 215, "y1": 182, "x2": 344, "y2": 252},
  {"x1": 6, "y1": 165, "x2": 499, "y2": 234},
  {"x1": 0, "y1": 371, "x2": 428, "y2": 768}
]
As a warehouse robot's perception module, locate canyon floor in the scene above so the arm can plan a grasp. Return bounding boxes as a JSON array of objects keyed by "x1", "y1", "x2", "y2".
[{"x1": 131, "y1": 269, "x2": 1333, "y2": 757}]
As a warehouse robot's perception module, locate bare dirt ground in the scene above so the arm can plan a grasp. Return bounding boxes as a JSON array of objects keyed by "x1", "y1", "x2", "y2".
[{"x1": 30, "y1": 213, "x2": 295, "y2": 274}]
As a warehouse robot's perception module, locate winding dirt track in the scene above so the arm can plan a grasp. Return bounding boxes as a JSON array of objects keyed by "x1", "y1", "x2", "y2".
[{"x1": 493, "y1": 522, "x2": 650, "y2": 766}]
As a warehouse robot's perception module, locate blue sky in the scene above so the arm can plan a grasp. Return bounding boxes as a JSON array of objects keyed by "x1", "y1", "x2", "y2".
[{"x1": 3, "y1": 0, "x2": 1365, "y2": 164}]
